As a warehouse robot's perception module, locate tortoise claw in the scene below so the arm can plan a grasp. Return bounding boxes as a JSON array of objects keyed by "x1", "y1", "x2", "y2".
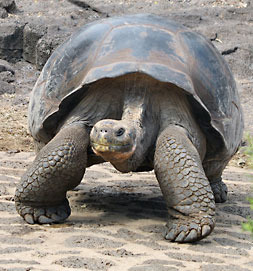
[
  {"x1": 202, "y1": 225, "x2": 211, "y2": 237},
  {"x1": 164, "y1": 216, "x2": 214, "y2": 243},
  {"x1": 184, "y1": 229, "x2": 198, "y2": 242},
  {"x1": 24, "y1": 214, "x2": 34, "y2": 224},
  {"x1": 210, "y1": 180, "x2": 228, "y2": 203},
  {"x1": 16, "y1": 199, "x2": 71, "y2": 224},
  {"x1": 38, "y1": 215, "x2": 54, "y2": 224}
]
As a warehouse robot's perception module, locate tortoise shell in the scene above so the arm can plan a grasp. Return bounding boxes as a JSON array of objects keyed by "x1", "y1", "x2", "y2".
[{"x1": 28, "y1": 13, "x2": 243, "y2": 163}]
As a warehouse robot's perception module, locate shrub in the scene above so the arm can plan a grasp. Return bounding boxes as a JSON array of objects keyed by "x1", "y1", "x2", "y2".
[{"x1": 242, "y1": 133, "x2": 253, "y2": 234}]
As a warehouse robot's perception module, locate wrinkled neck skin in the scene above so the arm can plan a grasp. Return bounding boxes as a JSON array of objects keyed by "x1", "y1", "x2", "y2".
[{"x1": 111, "y1": 77, "x2": 155, "y2": 172}]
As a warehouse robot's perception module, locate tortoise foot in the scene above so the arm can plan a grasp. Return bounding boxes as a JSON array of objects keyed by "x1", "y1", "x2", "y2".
[
  {"x1": 165, "y1": 214, "x2": 215, "y2": 243},
  {"x1": 15, "y1": 199, "x2": 71, "y2": 224},
  {"x1": 210, "y1": 179, "x2": 227, "y2": 203}
]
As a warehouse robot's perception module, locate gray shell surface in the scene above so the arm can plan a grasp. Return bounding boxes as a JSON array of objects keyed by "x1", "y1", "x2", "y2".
[{"x1": 28, "y1": 14, "x2": 243, "y2": 162}]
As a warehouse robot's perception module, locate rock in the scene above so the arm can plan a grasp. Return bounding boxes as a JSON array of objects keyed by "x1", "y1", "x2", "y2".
[
  {"x1": 35, "y1": 32, "x2": 69, "y2": 70},
  {"x1": 0, "y1": 0, "x2": 16, "y2": 12},
  {"x1": 0, "y1": 59, "x2": 15, "y2": 74},
  {"x1": 23, "y1": 22, "x2": 47, "y2": 64},
  {"x1": 0, "y1": 71, "x2": 15, "y2": 83},
  {"x1": 0, "y1": 7, "x2": 7, "y2": 18},
  {"x1": 237, "y1": 158, "x2": 246, "y2": 168},
  {"x1": 0, "y1": 22, "x2": 25, "y2": 62},
  {"x1": 0, "y1": 80, "x2": 15, "y2": 94}
]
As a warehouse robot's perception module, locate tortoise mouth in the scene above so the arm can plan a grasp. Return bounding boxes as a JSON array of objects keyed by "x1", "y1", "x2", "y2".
[
  {"x1": 91, "y1": 141, "x2": 135, "y2": 162},
  {"x1": 91, "y1": 142, "x2": 132, "y2": 152}
]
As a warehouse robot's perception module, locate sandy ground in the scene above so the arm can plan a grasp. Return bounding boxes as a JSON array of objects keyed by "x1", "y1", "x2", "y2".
[
  {"x1": 0, "y1": 152, "x2": 252, "y2": 271},
  {"x1": 0, "y1": 0, "x2": 253, "y2": 270}
]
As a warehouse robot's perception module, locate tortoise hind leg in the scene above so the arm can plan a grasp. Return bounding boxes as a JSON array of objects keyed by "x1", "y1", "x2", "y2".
[
  {"x1": 210, "y1": 179, "x2": 228, "y2": 203},
  {"x1": 15, "y1": 123, "x2": 89, "y2": 224},
  {"x1": 203, "y1": 161, "x2": 228, "y2": 203},
  {"x1": 154, "y1": 125, "x2": 215, "y2": 242}
]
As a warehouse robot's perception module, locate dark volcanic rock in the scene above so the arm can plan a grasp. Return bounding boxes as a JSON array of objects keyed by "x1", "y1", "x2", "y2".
[
  {"x1": 0, "y1": 0, "x2": 15, "y2": 10},
  {"x1": 0, "y1": 59, "x2": 15, "y2": 86},
  {"x1": 0, "y1": 71, "x2": 15, "y2": 83},
  {"x1": 0, "y1": 22, "x2": 25, "y2": 62},
  {"x1": 0, "y1": 0, "x2": 16, "y2": 16},
  {"x1": 35, "y1": 32, "x2": 70, "y2": 70},
  {"x1": 23, "y1": 22, "x2": 47, "y2": 64},
  {"x1": 0, "y1": 59, "x2": 14, "y2": 74},
  {"x1": 0, "y1": 80, "x2": 15, "y2": 94},
  {"x1": 0, "y1": 7, "x2": 7, "y2": 18}
]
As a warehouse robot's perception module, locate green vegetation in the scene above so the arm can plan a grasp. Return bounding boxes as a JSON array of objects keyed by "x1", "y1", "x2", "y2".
[
  {"x1": 243, "y1": 132, "x2": 253, "y2": 168},
  {"x1": 242, "y1": 133, "x2": 253, "y2": 234},
  {"x1": 242, "y1": 197, "x2": 253, "y2": 234}
]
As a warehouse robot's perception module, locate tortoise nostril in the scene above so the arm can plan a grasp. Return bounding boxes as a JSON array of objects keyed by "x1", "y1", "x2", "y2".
[
  {"x1": 115, "y1": 128, "x2": 125, "y2": 137},
  {"x1": 100, "y1": 129, "x2": 108, "y2": 133}
]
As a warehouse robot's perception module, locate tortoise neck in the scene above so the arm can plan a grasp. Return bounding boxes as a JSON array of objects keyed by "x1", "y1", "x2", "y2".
[
  {"x1": 121, "y1": 75, "x2": 148, "y2": 124},
  {"x1": 111, "y1": 76, "x2": 153, "y2": 172}
]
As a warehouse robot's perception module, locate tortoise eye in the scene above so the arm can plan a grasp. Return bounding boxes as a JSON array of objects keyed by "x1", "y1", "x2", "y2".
[{"x1": 115, "y1": 128, "x2": 125, "y2": 137}]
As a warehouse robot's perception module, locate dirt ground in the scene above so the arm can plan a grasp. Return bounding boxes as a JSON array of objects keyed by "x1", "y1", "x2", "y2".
[
  {"x1": 0, "y1": 152, "x2": 253, "y2": 271},
  {"x1": 0, "y1": 0, "x2": 253, "y2": 270}
]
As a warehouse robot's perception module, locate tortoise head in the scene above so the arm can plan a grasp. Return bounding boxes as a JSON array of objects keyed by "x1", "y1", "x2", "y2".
[{"x1": 90, "y1": 119, "x2": 137, "y2": 162}]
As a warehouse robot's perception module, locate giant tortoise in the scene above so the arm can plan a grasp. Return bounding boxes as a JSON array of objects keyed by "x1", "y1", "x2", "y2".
[{"x1": 15, "y1": 14, "x2": 244, "y2": 243}]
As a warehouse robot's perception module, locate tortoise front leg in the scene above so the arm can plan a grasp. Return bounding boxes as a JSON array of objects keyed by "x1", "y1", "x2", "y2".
[
  {"x1": 154, "y1": 126, "x2": 215, "y2": 242},
  {"x1": 15, "y1": 123, "x2": 89, "y2": 224}
]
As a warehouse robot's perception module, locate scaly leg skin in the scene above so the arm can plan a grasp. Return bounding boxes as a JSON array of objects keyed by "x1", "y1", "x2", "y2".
[
  {"x1": 15, "y1": 123, "x2": 89, "y2": 224},
  {"x1": 154, "y1": 126, "x2": 215, "y2": 243},
  {"x1": 203, "y1": 160, "x2": 228, "y2": 203},
  {"x1": 210, "y1": 178, "x2": 228, "y2": 203}
]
